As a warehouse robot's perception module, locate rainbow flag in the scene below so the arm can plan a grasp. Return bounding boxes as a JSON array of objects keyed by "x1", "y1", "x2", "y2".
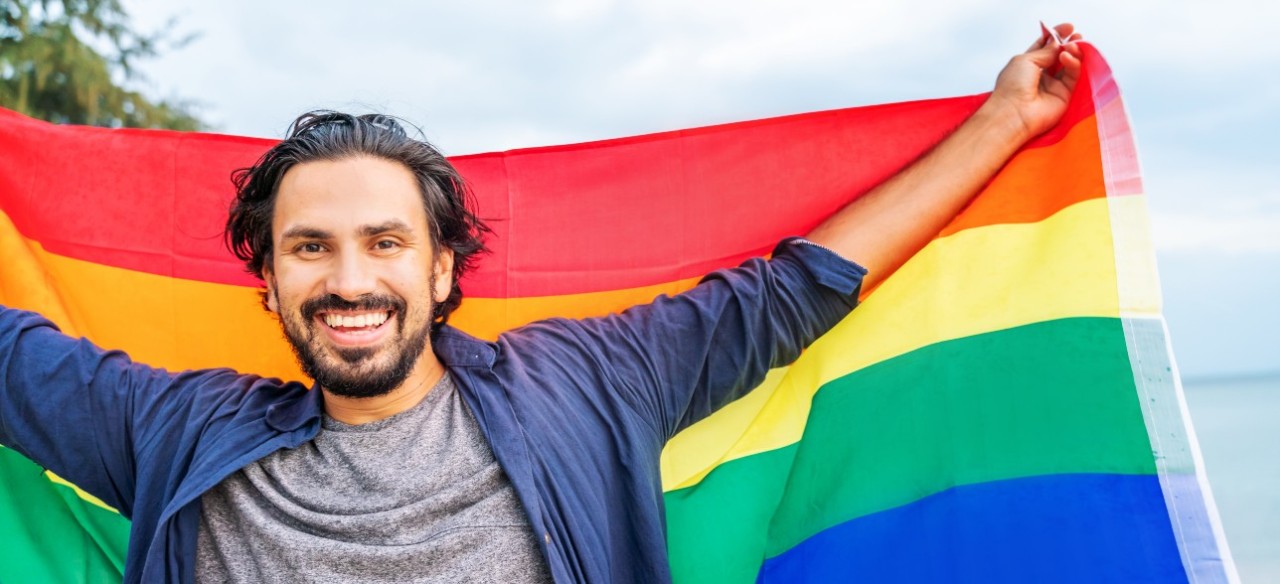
[{"x1": 0, "y1": 45, "x2": 1236, "y2": 582}]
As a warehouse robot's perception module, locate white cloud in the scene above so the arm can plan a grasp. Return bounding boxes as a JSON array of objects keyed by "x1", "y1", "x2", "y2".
[
  {"x1": 1148, "y1": 163, "x2": 1280, "y2": 252},
  {"x1": 547, "y1": 0, "x2": 617, "y2": 22},
  {"x1": 1153, "y1": 211, "x2": 1280, "y2": 253},
  {"x1": 1061, "y1": 0, "x2": 1278, "y2": 74}
]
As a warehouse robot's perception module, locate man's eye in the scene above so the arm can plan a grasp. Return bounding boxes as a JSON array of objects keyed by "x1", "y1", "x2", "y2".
[
  {"x1": 374, "y1": 240, "x2": 399, "y2": 250},
  {"x1": 299, "y1": 243, "x2": 324, "y2": 254}
]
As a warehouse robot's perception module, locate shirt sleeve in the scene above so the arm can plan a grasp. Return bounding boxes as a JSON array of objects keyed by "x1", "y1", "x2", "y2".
[
  {"x1": 499, "y1": 238, "x2": 867, "y2": 441},
  {"x1": 0, "y1": 306, "x2": 174, "y2": 517}
]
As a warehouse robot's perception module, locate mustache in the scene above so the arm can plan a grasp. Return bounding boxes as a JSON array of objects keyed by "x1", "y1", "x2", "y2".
[{"x1": 300, "y1": 294, "x2": 406, "y2": 322}]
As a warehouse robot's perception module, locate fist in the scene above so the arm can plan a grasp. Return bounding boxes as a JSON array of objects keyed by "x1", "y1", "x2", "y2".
[{"x1": 984, "y1": 23, "x2": 1084, "y2": 140}]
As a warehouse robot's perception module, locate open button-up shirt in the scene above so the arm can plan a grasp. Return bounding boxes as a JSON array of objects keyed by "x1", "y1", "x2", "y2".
[{"x1": 0, "y1": 238, "x2": 866, "y2": 583}]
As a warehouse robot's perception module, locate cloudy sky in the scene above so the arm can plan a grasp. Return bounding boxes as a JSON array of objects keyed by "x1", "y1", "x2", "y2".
[{"x1": 122, "y1": 0, "x2": 1278, "y2": 379}]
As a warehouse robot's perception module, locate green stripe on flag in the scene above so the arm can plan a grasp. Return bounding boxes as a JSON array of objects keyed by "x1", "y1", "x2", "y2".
[
  {"x1": 0, "y1": 446, "x2": 129, "y2": 583},
  {"x1": 665, "y1": 444, "x2": 795, "y2": 584},
  {"x1": 664, "y1": 317, "x2": 1156, "y2": 582}
]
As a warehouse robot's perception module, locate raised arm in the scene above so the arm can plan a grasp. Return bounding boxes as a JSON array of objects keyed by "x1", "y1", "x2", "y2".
[
  {"x1": 807, "y1": 23, "x2": 1084, "y2": 288},
  {"x1": 0, "y1": 306, "x2": 154, "y2": 514},
  {"x1": 0, "y1": 305, "x2": 266, "y2": 518}
]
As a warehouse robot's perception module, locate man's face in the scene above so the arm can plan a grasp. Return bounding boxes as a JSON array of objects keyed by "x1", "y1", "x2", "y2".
[{"x1": 266, "y1": 156, "x2": 453, "y2": 398}]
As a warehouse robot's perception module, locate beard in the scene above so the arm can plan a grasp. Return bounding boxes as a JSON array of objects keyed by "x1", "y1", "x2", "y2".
[{"x1": 275, "y1": 278, "x2": 435, "y2": 399}]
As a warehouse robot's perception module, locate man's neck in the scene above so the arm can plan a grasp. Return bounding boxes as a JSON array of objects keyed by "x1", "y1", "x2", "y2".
[{"x1": 320, "y1": 354, "x2": 447, "y2": 425}]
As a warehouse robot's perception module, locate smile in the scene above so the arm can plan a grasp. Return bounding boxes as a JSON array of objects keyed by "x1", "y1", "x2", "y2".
[
  {"x1": 320, "y1": 310, "x2": 391, "y2": 330},
  {"x1": 314, "y1": 310, "x2": 396, "y2": 347}
]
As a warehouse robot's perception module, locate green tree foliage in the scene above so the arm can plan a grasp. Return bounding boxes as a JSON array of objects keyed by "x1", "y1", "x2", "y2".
[{"x1": 0, "y1": 0, "x2": 203, "y2": 130}]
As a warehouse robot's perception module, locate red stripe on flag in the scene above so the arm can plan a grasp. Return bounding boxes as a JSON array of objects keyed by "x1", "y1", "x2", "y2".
[{"x1": 0, "y1": 54, "x2": 1105, "y2": 298}]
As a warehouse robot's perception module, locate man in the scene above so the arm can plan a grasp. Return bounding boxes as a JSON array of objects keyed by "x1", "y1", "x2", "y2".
[{"x1": 0, "y1": 25, "x2": 1083, "y2": 583}]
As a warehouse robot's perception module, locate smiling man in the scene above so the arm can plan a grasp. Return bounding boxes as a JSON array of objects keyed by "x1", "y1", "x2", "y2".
[
  {"x1": 264, "y1": 156, "x2": 452, "y2": 411},
  {"x1": 2, "y1": 25, "x2": 1082, "y2": 584}
]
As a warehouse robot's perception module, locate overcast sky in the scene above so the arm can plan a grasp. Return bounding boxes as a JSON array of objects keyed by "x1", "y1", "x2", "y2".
[{"x1": 121, "y1": 0, "x2": 1278, "y2": 379}]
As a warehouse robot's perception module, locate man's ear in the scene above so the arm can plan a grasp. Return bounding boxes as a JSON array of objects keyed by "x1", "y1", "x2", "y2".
[
  {"x1": 433, "y1": 248, "x2": 455, "y2": 304},
  {"x1": 264, "y1": 269, "x2": 280, "y2": 315}
]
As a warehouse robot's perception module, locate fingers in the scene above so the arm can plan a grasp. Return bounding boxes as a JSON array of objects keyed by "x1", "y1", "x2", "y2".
[
  {"x1": 1030, "y1": 22, "x2": 1055, "y2": 50},
  {"x1": 1062, "y1": 40, "x2": 1083, "y2": 60},
  {"x1": 1029, "y1": 22, "x2": 1082, "y2": 51},
  {"x1": 1039, "y1": 49, "x2": 1082, "y2": 105},
  {"x1": 1052, "y1": 23, "x2": 1075, "y2": 41},
  {"x1": 1023, "y1": 22, "x2": 1084, "y2": 75},
  {"x1": 1023, "y1": 40, "x2": 1063, "y2": 69},
  {"x1": 1058, "y1": 51, "x2": 1082, "y2": 87}
]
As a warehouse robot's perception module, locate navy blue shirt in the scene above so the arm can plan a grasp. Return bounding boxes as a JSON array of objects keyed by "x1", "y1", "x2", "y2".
[{"x1": 0, "y1": 238, "x2": 865, "y2": 583}]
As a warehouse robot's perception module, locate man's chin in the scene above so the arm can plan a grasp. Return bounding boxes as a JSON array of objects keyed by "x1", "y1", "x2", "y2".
[
  {"x1": 302, "y1": 353, "x2": 403, "y2": 399},
  {"x1": 282, "y1": 311, "x2": 433, "y2": 400},
  {"x1": 318, "y1": 378, "x2": 400, "y2": 400},
  {"x1": 329, "y1": 345, "x2": 379, "y2": 365}
]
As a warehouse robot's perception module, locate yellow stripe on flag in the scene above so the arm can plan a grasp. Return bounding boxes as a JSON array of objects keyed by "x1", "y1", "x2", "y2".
[
  {"x1": 44, "y1": 471, "x2": 119, "y2": 513},
  {"x1": 661, "y1": 196, "x2": 1136, "y2": 490}
]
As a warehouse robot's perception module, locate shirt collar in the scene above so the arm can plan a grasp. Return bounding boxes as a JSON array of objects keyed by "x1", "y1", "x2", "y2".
[
  {"x1": 431, "y1": 324, "x2": 497, "y2": 368},
  {"x1": 265, "y1": 380, "x2": 324, "y2": 433}
]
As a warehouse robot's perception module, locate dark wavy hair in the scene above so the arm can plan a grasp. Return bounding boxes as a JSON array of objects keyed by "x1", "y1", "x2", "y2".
[{"x1": 225, "y1": 111, "x2": 490, "y2": 328}]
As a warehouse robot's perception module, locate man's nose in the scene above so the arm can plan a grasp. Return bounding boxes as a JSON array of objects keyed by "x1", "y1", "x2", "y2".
[{"x1": 327, "y1": 249, "x2": 378, "y2": 300}]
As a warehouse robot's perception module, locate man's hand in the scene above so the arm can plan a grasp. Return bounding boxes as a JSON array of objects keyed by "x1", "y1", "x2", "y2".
[
  {"x1": 982, "y1": 23, "x2": 1084, "y2": 142},
  {"x1": 807, "y1": 23, "x2": 1085, "y2": 287}
]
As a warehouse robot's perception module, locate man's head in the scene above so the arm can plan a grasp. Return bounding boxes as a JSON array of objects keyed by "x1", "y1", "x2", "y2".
[{"x1": 225, "y1": 111, "x2": 488, "y2": 398}]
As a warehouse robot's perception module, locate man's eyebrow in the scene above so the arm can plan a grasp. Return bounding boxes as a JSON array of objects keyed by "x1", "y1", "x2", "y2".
[
  {"x1": 359, "y1": 220, "x2": 414, "y2": 237},
  {"x1": 280, "y1": 226, "x2": 332, "y2": 241}
]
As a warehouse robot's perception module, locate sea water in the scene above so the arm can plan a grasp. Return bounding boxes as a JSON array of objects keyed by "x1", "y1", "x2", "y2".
[{"x1": 1183, "y1": 373, "x2": 1280, "y2": 582}]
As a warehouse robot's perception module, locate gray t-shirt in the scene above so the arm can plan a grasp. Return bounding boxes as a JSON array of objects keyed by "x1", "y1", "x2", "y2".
[{"x1": 195, "y1": 374, "x2": 553, "y2": 583}]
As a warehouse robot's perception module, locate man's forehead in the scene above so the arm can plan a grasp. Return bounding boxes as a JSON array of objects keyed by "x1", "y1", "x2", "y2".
[{"x1": 273, "y1": 157, "x2": 428, "y2": 236}]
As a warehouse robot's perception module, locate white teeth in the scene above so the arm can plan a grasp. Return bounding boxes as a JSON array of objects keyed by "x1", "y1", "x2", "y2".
[{"x1": 322, "y1": 312, "x2": 389, "y2": 329}]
